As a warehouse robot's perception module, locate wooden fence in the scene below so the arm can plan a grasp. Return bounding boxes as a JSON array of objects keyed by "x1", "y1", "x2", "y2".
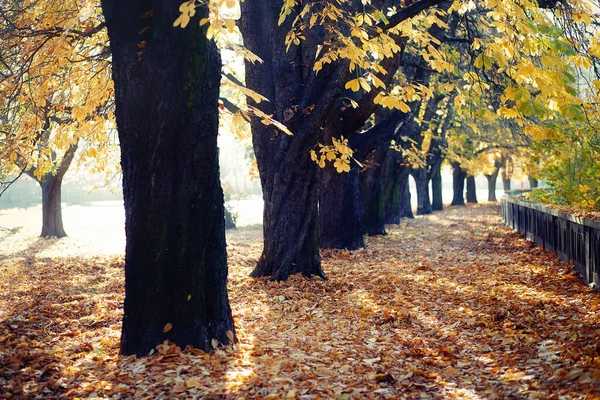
[{"x1": 501, "y1": 196, "x2": 600, "y2": 289}]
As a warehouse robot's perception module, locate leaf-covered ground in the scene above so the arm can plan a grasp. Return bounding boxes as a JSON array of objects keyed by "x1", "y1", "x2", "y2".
[{"x1": 1, "y1": 204, "x2": 599, "y2": 399}]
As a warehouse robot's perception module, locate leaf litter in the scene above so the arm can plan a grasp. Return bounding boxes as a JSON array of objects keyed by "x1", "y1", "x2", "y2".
[{"x1": 1, "y1": 204, "x2": 599, "y2": 399}]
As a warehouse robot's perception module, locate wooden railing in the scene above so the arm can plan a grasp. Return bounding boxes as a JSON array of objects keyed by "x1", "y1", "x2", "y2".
[{"x1": 501, "y1": 196, "x2": 600, "y2": 289}]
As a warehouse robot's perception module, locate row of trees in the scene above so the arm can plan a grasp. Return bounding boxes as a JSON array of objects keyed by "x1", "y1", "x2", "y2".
[{"x1": 1, "y1": 0, "x2": 598, "y2": 355}]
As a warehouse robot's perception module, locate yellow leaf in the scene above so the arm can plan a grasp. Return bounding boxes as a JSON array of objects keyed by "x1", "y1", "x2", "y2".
[
  {"x1": 173, "y1": 14, "x2": 190, "y2": 28},
  {"x1": 163, "y1": 323, "x2": 173, "y2": 333},
  {"x1": 358, "y1": 77, "x2": 371, "y2": 92},
  {"x1": 345, "y1": 79, "x2": 360, "y2": 92}
]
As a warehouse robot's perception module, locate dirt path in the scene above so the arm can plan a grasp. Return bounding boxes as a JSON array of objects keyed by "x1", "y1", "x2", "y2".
[{"x1": 1, "y1": 204, "x2": 599, "y2": 399}]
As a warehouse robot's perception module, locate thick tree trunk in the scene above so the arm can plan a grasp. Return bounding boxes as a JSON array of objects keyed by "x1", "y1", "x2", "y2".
[
  {"x1": 39, "y1": 176, "x2": 66, "y2": 238},
  {"x1": 466, "y1": 175, "x2": 478, "y2": 203},
  {"x1": 412, "y1": 168, "x2": 432, "y2": 215},
  {"x1": 485, "y1": 170, "x2": 499, "y2": 202},
  {"x1": 451, "y1": 162, "x2": 466, "y2": 206},
  {"x1": 240, "y1": 1, "x2": 346, "y2": 280},
  {"x1": 102, "y1": 1, "x2": 235, "y2": 356},
  {"x1": 430, "y1": 162, "x2": 443, "y2": 211},
  {"x1": 248, "y1": 124, "x2": 324, "y2": 281},
  {"x1": 360, "y1": 147, "x2": 388, "y2": 236},
  {"x1": 383, "y1": 150, "x2": 402, "y2": 224},
  {"x1": 319, "y1": 165, "x2": 364, "y2": 250}
]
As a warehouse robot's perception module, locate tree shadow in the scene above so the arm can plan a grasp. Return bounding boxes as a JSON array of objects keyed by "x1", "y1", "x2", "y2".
[{"x1": 0, "y1": 235, "x2": 58, "y2": 262}]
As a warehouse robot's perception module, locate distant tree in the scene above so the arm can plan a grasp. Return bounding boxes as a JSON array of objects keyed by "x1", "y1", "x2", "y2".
[{"x1": 0, "y1": 1, "x2": 113, "y2": 237}]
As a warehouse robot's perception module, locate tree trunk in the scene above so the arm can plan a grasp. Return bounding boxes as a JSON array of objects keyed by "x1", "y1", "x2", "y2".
[
  {"x1": 383, "y1": 150, "x2": 402, "y2": 224},
  {"x1": 319, "y1": 165, "x2": 364, "y2": 250},
  {"x1": 39, "y1": 176, "x2": 66, "y2": 238},
  {"x1": 466, "y1": 175, "x2": 478, "y2": 203},
  {"x1": 485, "y1": 171, "x2": 499, "y2": 202},
  {"x1": 528, "y1": 176, "x2": 539, "y2": 189},
  {"x1": 399, "y1": 169, "x2": 414, "y2": 218},
  {"x1": 102, "y1": 0, "x2": 235, "y2": 356},
  {"x1": 430, "y1": 162, "x2": 443, "y2": 211},
  {"x1": 412, "y1": 168, "x2": 432, "y2": 215},
  {"x1": 240, "y1": 1, "x2": 346, "y2": 281},
  {"x1": 502, "y1": 174, "x2": 511, "y2": 193},
  {"x1": 451, "y1": 162, "x2": 466, "y2": 206},
  {"x1": 28, "y1": 141, "x2": 79, "y2": 238},
  {"x1": 501, "y1": 159, "x2": 512, "y2": 193},
  {"x1": 360, "y1": 148, "x2": 388, "y2": 236}
]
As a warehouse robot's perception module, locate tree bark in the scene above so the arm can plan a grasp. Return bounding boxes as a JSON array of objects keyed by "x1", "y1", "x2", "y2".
[
  {"x1": 399, "y1": 169, "x2": 414, "y2": 218},
  {"x1": 383, "y1": 150, "x2": 402, "y2": 224},
  {"x1": 411, "y1": 168, "x2": 432, "y2": 215},
  {"x1": 319, "y1": 165, "x2": 364, "y2": 250},
  {"x1": 360, "y1": 146, "x2": 389, "y2": 236},
  {"x1": 502, "y1": 174, "x2": 511, "y2": 193},
  {"x1": 451, "y1": 162, "x2": 466, "y2": 206},
  {"x1": 39, "y1": 176, "x2": 66, "y2": 238},
  {"x1": 430, "y1": 162, "x2": 443, "y2": 211},
  {"x1": 466, "y1": 175, "x2": 478, "y2": 203},
  {"x1": 102, "y1": 0, "x2": 235, "y2": 356},
  {"x1": 240, "y1": 1, "x2": 347, "y2": 280},
  {"x1": 485, "y1": 172, "x2": 499, "y2": 202}
]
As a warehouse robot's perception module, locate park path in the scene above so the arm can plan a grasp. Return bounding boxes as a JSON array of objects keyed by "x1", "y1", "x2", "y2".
[{"x1": 1, "y1": 203, "x2": 599, "y2": 399}]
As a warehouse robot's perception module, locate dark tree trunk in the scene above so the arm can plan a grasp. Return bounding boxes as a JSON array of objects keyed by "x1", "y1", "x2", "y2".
[
  {"x1": 102, "y1": 0, "x2": 235, "y2": 356},
  {"x1": 253, "y1": 145, "x2": 323, "y2": 280},
  {"x1": 485, "y1": 170, "x2": 500, "y2": 202},
  {"x1": 225, "y1": 207, "x2": 236, "y2": 230},
  {"x1": 39, "y1": 176, "x2": 66, "y2": 238},
  {"x1": 240, "y1": 1, "x2": 347, "y2": 280},
  {"x1": 383, "y1": 150, "x2": 402, "y2": 224},
  {"x1": 430, "y1": 162, "x2": 443, "y2": 211},
  {"x1": 528, "y1": 176, "x2": 539, "y2": 189},
  {"x1": 360, "y1": 147, "x2": 388, "y2": 236},
  {"x1": 319, "y1": 165, "x2": 364, "y2": 250},
  {"x1": 451, "y1": 162, "x2": 466, "y2": 206},
  {"x1": 28, "y1": 141, "x2": 79, "y2": 238},
  {"x1": 411, "y1": 168, "x2": 432, "y2": 215},
  {"x1": 399, "y1": 169, "x2": 414, "y2": 218},
  {"x1": 466, "y1": 175, "x2": 478, "y2": 203}
]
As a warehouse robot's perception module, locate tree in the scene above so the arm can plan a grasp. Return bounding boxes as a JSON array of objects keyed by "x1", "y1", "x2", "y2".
[
  {"x1": 0, "y1": 0, "x2": 114, "y2": 237},
  {"x1": 102, "y1": 0, "x2": 235, "y2": 356},
  {"x1": 239, "y1": 0, "x2": 447, "y2": 279}
]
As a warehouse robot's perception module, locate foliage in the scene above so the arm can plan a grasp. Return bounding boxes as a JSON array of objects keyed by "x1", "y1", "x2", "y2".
[
  {"x1": 528, "y1": 120, "x2": 600, "y2": 210},
  {"x1": 0, "y1": 0, "x2": 117, "y2": 182}
]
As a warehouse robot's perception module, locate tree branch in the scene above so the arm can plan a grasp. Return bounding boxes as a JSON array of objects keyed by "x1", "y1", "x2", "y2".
[
  {"x1": 0, "y1": 168, "x2": 26, "y2": 198},
  {"x1": 383, "y1": 0, "x2": 449, "y2": 32}
]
